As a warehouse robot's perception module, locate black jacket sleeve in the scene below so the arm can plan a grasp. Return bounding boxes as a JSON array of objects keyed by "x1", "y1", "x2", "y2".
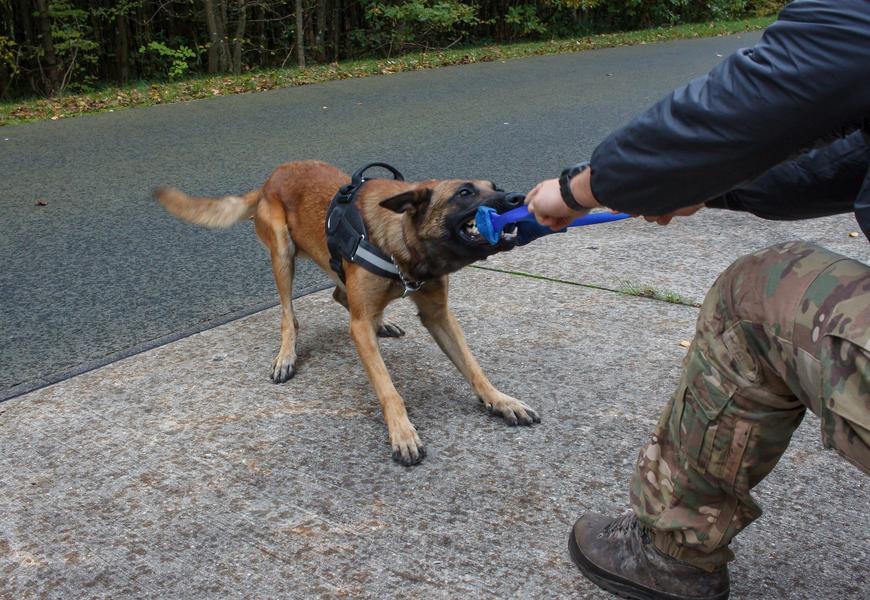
[
  {"x1": 705, "y1": 130, "x2": 870, "y2": 220},
  {"x1": 588, "y1": 0, "x2": 870, "y2": 216}
]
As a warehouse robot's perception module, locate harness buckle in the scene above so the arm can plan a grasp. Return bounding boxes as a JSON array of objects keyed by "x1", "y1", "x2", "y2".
[
  {"x1": 401, "y1": 280, "x2": 424, "y2": 297},
  {"x1": 391, "y1": 254, "x2": 424, "y2": 297}
]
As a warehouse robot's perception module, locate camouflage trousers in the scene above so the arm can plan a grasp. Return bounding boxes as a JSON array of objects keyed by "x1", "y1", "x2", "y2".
[{"x1": 630, "y1": 242, "x2": 870, "y2": 571}]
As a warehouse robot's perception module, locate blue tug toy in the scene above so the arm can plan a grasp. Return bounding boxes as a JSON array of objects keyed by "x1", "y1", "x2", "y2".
[{"x1": 474, "y1": 204, "x2": 631, "y2": 246}]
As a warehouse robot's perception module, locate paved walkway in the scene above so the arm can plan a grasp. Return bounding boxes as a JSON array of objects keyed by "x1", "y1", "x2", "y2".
[{"x1": 2, "y1": 209, "x2": 867, "y2": 598}]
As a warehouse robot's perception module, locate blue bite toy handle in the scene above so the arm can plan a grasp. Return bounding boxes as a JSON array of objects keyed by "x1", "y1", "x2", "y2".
[{"x1": 475, "y1": 204, "x2": 630, "y2": 246}]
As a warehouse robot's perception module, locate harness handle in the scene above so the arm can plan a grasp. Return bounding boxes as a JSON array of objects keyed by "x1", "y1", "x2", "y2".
[{"x1": 351, "y1": 162, "x2": 405, "y2": 186}]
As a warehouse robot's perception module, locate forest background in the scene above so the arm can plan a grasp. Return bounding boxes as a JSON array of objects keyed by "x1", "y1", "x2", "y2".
[{"x1": 1, "y1": 0, "x2": 785, "y2": 101}]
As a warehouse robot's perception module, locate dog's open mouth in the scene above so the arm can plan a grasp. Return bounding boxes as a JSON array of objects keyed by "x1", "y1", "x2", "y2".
[{"x1": 459, "y1": 214, "x2": 517, "y2": 245}]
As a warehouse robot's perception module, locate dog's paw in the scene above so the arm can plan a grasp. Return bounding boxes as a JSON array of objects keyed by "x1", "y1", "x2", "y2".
[
  {"x1": 480, "y1": 393, "x2": 541, "y2": 426},
  {"x1": 270, "y1": 354, "x2": 297, "y2": 383},
  {"x1": 389, "y1": 421, "x2": 426, "y2": 466},
  {"x1": 377, "y1": 320, "x2": 405, "y2": 338}
]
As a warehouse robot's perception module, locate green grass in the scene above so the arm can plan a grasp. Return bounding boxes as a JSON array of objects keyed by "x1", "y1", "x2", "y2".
[
  {"x1": 471, "y1": 265, "x2": 701, "y2": 308},
  {"x1": 617, "y1": 281, "x2": 700, "y2": 306},
  {"x1": 0, "y1": 15, "x2": 774, "y2": 127}
]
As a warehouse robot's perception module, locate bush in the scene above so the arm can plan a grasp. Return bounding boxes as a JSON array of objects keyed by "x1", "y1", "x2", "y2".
[
  {"x1": 505, "y1": 5, "x2": 549, "y2": 38},
  {"x1": 138, "y1": 42, "x2": 198, "y2": 81},
  {"x1": 361, "y1": 0, "x2": 480, "y2": 52},
  {"x1": 47, "y1": 1, "x2": 100, "y2": 93}
]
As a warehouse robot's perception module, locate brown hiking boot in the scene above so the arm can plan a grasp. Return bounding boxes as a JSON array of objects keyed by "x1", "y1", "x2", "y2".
[{"x1": 568, "y1": 512, "x2": 730, "y2": 600}]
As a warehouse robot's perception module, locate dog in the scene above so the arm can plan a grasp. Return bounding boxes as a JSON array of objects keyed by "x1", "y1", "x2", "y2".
[{"x1": 155, "y1": 160, "x2": 539, "y2": 465}]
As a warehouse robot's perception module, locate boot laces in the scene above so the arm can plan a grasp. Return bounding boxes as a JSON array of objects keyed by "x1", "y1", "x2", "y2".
[{"x1": 603, "y1": 512, "x2": 651, "y2": 544}]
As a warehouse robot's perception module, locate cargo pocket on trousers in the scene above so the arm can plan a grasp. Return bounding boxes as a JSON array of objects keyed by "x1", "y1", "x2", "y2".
[
  {"x1": 819, "y1": 334, "x2": 870, "y2": 474},
  {"x1": 675, "y1": 346, "x2": 739, "y2": 481}
]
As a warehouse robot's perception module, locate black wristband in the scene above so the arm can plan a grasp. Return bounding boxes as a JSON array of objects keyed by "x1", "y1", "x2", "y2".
[{"x1": 559, "y1": 161, "x2": 590, "y2": 211}]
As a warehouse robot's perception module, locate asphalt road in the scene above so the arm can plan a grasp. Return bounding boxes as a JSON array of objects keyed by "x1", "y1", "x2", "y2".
[{"x1": 0, "y1": 32, "x2": 763, "y2": 399}]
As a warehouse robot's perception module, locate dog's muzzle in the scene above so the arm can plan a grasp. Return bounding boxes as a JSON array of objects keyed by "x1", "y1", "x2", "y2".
[{"x1": 458, "y1": 192, "x2": 525, "y2": 247}]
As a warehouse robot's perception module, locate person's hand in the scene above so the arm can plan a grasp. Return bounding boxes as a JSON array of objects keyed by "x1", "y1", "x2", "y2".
[
  {"x1": 524, "y1": 179, "x2": 577, "y2": 230},
  {"x1": 525, "y1": 168, "x2": 602, "y2": 231},
  {"x1": 640, "y1": 203, "x2": 704, "y2": 225}
]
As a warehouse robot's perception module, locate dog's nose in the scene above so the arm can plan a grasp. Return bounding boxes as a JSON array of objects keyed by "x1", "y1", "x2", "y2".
[{"x1": 504, "y1": 192, "x2": 525, "y2": 207}]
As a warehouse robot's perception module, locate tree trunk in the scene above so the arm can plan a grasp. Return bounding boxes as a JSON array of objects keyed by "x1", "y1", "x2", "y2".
[
  {"x1": 218, "y1": 0, "x2": 230, "y2": 70},
  {"x1": 315, "y1": 0, "x2": 326, "y2": 62},
  {"x1": 115, "y1": 11, "x2": 129, "y2": 83},
  {"x1": 13, "y1": 0, "x2": 33, "y2": 44},
  {"x1": 87, "y1": 0, "x2": 105, "y2": 81},
  {"x1": 203, "y1": 0, "x2": 226, "y2": 72},
  {"x1": 295, "y1": 0, "x2": 305, "y2": 68},
  {"x1": 231, "y1": 0, "x2": 246, "y2": 74},
  {"x1": 332, "y1": 0, "x2": 340, "y2": 61},
  {"x1": 255, "y1": 3, "x2": 266, "y2": 66},
  {"x1": 34, "y1": 0, "x2": 61, "y2": 94},
  {"x1": 0, "y1": 0, "x2": 11, "y2": 96},
  {"x1": 134, "y1": 0, "x2": 151, "y2": 80}
]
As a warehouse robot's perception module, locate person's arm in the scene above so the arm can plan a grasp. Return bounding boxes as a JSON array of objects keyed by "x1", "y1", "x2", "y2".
[
  {"x1": 589, "y1": 0, "x2": 870, "y2": 216},
  {"x1": 706, "y1": 130, "x2": 870, "y2": 220}
]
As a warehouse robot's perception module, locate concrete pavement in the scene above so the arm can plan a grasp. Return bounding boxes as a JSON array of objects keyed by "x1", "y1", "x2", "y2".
[{"x1": 1, "y1": 208, "x2": 867, "y2": 598}]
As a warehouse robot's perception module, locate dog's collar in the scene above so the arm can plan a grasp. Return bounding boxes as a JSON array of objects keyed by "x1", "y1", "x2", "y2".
[{"x1": 325, "y1": 163, "x2": 425, "y2": 295}]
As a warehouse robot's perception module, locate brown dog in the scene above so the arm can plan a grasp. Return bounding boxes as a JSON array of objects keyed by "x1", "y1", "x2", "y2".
[{"x1": 156, "y1": 160, "x2": 539, "y2": 465}]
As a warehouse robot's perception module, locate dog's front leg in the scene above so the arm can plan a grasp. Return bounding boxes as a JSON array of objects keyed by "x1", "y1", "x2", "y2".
[
  {"x1": 346, "y1": 274, "x2": 425, "y2": 465},
  {"x1": 412, "y1": 279, "x2": 540, "y2": 426}
]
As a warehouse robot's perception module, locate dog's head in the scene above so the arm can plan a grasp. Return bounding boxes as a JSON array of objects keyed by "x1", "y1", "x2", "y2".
[{"x1": 377, "y1": 179, "x2": 524, "y2": 277}]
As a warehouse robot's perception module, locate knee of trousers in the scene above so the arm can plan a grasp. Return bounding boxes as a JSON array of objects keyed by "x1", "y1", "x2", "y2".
[{"x1": 699, "y1": 241, "x2": 847, "y2": 342}]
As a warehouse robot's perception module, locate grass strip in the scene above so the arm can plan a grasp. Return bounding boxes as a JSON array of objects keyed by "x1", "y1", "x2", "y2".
[
  {"x1": 470, "y1": 264, "x2": 701, "y2": 308},
  {"x1": 1, "y1": 15, "x2": 774, "y2": 127}
]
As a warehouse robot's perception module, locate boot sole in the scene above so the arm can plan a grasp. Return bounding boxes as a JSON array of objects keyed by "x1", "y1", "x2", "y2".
[{"x1": 568, "y1": 531, "x2": 729, "y2": 600}]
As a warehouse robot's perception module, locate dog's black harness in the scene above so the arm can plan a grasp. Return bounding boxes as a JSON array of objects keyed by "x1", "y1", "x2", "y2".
[{"x1": 326, "y1": 163, "x2": 423, "y2": 295}]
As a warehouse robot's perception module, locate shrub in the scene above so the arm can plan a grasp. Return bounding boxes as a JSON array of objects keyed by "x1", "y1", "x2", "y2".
[
  {"x1": 361, "y1": 0, "x2": 480, "y2": 52},
  {"x1": 138, "y1": 41, "x2": 198, "y2": 80}
]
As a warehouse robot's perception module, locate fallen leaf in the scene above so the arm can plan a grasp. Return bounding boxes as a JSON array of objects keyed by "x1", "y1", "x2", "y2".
[
  {"x1": 848, "y1": 231, "x2": 860, "y2": 238},
  {"x1": 35, "y1": 200, "x2": 48, "y2": 206},
  {"x1": 678, "y1": 340, "x2": 691, "y2": 348}
]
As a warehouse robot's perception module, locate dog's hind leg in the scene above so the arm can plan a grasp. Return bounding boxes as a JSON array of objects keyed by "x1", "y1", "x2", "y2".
[
  {"x1": 411, "y1": 277, "x2": 540, "y2": 426},
  {"x1": 256, "y1": 208, "x2": 299, "y2": 383},
  {"x1": 332, "y1": 286, "x2": 349, "y2": 310},
  {"x1": 333, "y1": 287, "x2": 405, "y2": 339},
  {"x1": 376, "y1": 317, "x2": 405, "y2": 339}
]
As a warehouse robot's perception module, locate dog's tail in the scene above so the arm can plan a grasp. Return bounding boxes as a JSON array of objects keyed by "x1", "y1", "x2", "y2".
[{"x1": 154, "y1": 186, "x2": 261, "y2": 228}]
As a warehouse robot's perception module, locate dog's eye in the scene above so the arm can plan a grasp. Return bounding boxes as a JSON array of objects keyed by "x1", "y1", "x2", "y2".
[{"x1": 458, "y1": 187, "x2": 473, "y2": 197}]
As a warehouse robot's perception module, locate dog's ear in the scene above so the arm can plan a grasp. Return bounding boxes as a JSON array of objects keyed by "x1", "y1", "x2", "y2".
[{"x1": 379, "y1": 188, "x2": 433, "y2": 214}]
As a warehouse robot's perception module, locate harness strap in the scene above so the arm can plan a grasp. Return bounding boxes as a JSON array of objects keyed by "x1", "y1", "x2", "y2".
[{"x1": 325, "y1": 163, "x2": 423, "y2": 293}]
